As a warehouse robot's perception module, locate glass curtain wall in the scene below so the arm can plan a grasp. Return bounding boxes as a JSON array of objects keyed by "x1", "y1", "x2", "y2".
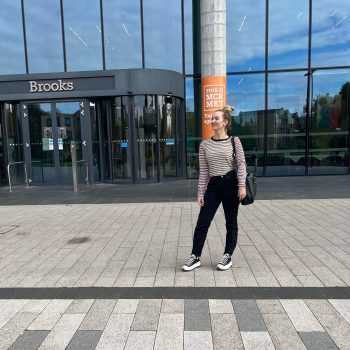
[
  {"x1": 103, "y1": 0, "x2": 142, "y2": 69},
  {"x1": 159, "y1": 96, "x2": 177, "y2": 178},
  {"x1": 134, "y1": 95, "x2": 158, "y2": 181},
  {"x1": 5, "y1": 104, "x2": 24, "y2": 185},
  {"x1": 63, "y1": 0, "x2": 103, "y2": 71},
  {"x1": 0, "y1": 0, "x2": 26, "y2": 74},
  {"x1": 186, "y1": 0, "x2": 350, "y2": 178},
  {"x1": 111, "y1": 97, "x2": 131, "y2": 182},
  {"x1": 143, "y1": 0, "x2": 182, "y2": 72},
  {"x1": 24, "y1": 0, "x2": 64, "y2": 73},
  {"x1": 0, "y1": 112, "x2": 5, "y2": 186},
  {"x1": 3, "y1": 0, "x2": 183, "y2": 74},
  {"x1": 227, "y1": 74, "x2": 265, "y2": 175},
  {"x1": 309, "y1": 70, "x2": 349, "y2": 174}
]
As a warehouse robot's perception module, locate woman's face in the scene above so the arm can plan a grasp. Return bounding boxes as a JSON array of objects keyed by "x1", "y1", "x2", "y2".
[{"x1": 211, "y1": 111, "x2": 227, "y2": 131}]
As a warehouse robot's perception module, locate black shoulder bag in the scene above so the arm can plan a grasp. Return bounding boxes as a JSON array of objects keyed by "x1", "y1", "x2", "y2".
[{"x1": 231, "y1": 137, "x2": 257, "y2": 205}]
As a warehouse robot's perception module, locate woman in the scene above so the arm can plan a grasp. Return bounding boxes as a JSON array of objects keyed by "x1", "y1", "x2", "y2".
[{"x1": 182, "y1": 105, "x2": 246, "y2": 271}]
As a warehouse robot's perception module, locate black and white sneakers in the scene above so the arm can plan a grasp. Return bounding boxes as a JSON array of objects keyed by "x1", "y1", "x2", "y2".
[
  {"x1": 217, "y1": 253, "x2": 232, "y2": 270},
  {"x1": 182, "y1": 253, "x2": 233, "y2": 271},
  {"x1": 182, "y1": 254, "x2": 201, "y2": 271}
]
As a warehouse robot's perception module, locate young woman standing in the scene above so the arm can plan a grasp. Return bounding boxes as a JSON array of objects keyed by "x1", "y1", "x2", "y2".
[{"x1": 182, "y1": 106, "x2": 246, "y2": 271}]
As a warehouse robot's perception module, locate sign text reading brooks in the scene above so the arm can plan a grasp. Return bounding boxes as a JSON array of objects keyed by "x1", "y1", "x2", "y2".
[{"x1": 29, "y1": 80, "x2": 74, "y2": 93}]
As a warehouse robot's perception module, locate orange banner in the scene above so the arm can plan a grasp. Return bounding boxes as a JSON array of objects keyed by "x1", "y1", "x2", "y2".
[{"x1": 201, "y1": 76, "x2": 227, "y2": 139}]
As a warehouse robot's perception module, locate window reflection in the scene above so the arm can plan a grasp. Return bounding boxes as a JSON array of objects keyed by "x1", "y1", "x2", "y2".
[
  {"x1": 143, "y1": 0, "x2": 182, "y2": 72},
  {"x1": 134, "y1": 95, "x2": 158, "y2": 181},
  {"x1": 227, "y1": 74, "x2": 265, "y2": 175},
  {"x1": 186, "y1": 77, "x2": 202, "y2": 178},
  {"x1": 309, "y1": 70, "x2": 349, "y2": 174},
  {"x1": 103, "y1": 0, "x2": 142, "y2": 69},
  {"x1": 227, "y1": 0, "x2": 265, "y2": 72},
  {"x1": 159, "y1": 96, "x2": 176, "y2": 178},
  {"x1": 111, "y1": 97, "x2": 131, "y2": 182},
  {"x1": 63, "y1": 0, "x2": 102, "y2": 71},
  {"x1": 0, "y1": 0, "x2": 26, "y2": 74},
  {"x1": 312, "y1": 0, "x2": 350, "y2": 67},
  {"x1": 269, "y1": 0, "x2": 308, "y2": 69},
  {"x1": 25, "y1": 0, "x2": 64, "y2": 73},
  {"x1": 267, "y1": 72, "x2": 307, "y2": 175},
  {"x1": 184, "y1": 0, "x2": 193, "y2": 74}
]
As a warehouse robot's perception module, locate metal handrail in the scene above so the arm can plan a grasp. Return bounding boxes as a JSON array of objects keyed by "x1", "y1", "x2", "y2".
[
  {"x1": 76, "y1": 160, "x2": 89, "y2": 186},
  {"x1": 7, "y1": 161, "x2": 29, "y2": 192}
]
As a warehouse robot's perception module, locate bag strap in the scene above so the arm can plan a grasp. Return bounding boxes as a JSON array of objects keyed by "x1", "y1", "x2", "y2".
[{"x1": 231, "y1": 136, "x2": 257, "y2": 176}]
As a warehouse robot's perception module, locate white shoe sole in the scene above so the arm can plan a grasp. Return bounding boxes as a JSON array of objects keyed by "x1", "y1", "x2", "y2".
[
  {"x1": 182, "y1": 261, "x2": 201, "y2": 271},
  {"x1": 217, "y1": 261, "x2": 232, "y2": 270}
]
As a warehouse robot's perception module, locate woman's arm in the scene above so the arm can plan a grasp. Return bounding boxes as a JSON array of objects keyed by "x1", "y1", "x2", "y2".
[
  {"x1": 234, "y1": 137, "x2": 246, "y2": 187},
  {"x1": 197, "y1": 142, "x2": 210, "y2": 198}
]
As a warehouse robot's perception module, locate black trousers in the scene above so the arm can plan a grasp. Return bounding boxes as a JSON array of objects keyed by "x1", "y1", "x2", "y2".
[{"x1": 192, "y1": 170, "x2": 240, "y2": 257}]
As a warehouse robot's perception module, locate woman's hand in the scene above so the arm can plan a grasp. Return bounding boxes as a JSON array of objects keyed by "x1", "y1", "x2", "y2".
[
  {"x1": 197, "y1": 196, "x2": 204, "y2": 206},
  {"x1": 238, "y1": 187, "x2": 246, "y2": 201}
]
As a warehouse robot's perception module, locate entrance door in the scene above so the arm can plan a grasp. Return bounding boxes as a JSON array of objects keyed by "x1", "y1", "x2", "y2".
[{"x1": 22, "y1": 100, "x2": 92, "y2": 185}]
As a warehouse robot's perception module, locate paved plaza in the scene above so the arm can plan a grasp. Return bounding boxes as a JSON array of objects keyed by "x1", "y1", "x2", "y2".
[{"x1": 0, "y1": 176, "x2": 350, "y2": 348}]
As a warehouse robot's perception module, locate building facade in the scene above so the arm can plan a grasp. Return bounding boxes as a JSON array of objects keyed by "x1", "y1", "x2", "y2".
[{"x1": 0, "y1": 0, "x2": 349, "y2": 188}]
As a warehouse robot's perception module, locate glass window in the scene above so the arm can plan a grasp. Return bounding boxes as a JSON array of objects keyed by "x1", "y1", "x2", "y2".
[
  {"x1": 312, "y1": 0, "x2": 350, "y2": 67},
  {"x1": 63, "y1": 0, "x2": 102, "y2": 71},
  {"x1": 24, "y1": 0, "x2": 64, "y2": 73},
  {"x1": 110, "y1": 97, "x2": 131, "y2": 182},
  {"x1": 309, "y1": 70, "x2": 349, "y2": 174},
  {"x1": 267, "y1": 72, "x2": 307, "y2": 176},
  {"x1": 186, "y1": 77, "x2": 202, "y2": 178},
  {"x1": 269, "y1": 0, "x2": 309, "y2": 69},
  {"x1": 227, "y1": 0, "x2": 265, "y2": 72},
  {"x1": 184, "y1": 0, "x2": 193, "y2": 74},
  {"x1": 143, "y1": 0, "x2": 182, "y2": 72},
  {"x1": 159, "y1": 95, "x2": 177, "y2": 178},
  {"x1": 134, "y1": 95, "x2": 158, "y2": 181},
  {"x1": 5, "y1": 104, "x2": 23, "y2": 185},
  {"x1": 103, "y1": 0, "x2": 142, "y2": 69},
  {"x1": 0, "y1": 0, "x2": 26, "y2": 74},
  {"x1": 227, "y1": 74, "x2": 265, "y2": 175}
]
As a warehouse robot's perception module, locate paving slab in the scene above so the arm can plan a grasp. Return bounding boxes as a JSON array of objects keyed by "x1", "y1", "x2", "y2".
[
  {"x1": 38, "y1": 313, "x2": 85, "y2": 350},
  {"x1": 262, "y1": 313, "x2": 307, "y2": 350},
  {"x1": 240, "y1": 331, "x2": 275, "y2": 350},
  {"x1": 95, "y1": 314, "x2": 134, "y2": 350},
  {"x1": 66, "y1": 330, "x2": 102, "y2": 350},
  {"x1": 131, "y1": 299, "x2": 162, "y2": 331},
  {"x1": 232, "y1": 300, "x2": 267, "y2": 332},
  {"x1": 184, "y1": 299, "x2": 211, "y2": 331},
  {"x1": 280, "y1": 300, "x2": 324, "y2": 332},
  {"x1": 184, "y1": 331, "x2": 213, "y2": 350},
  {"x1": 298, "y1": 331, "x2": 339, "y2": 350},
  {"x1": 211, "y1": 313, "x2": 244, "y2": 350},
  {"x1": 8, "y1": 331, "x2": 49, "y2": 350},
  {"x1": 124, "y1": 331, "x2": 156, "y2": 350},
  {"x1": 79, "y1": 299, "x2": 116, "y2": 330},
  {"x1": 154, "y1": 314, "x2": 183, "y2": 350}
]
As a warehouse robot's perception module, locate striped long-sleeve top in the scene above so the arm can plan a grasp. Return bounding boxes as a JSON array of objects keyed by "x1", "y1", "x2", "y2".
[{"x1": 197, "y1": 136, "x2": 246, "y2": 197}]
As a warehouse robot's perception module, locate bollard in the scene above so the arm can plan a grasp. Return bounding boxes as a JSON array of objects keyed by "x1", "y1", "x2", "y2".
[{"x1": 70, "y1": 141, "x2": 79, "y2": 192}]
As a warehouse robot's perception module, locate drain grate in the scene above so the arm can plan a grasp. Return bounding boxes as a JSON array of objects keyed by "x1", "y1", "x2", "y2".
[
  {"x1": 67, "y1": 237, "x2": 91, "y2": 244},
  {"x1": 0, "y1": 225, "x2": 19, "y2": 234}
]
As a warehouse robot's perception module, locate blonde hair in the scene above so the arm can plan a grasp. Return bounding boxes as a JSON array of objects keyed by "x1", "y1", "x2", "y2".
[{"x1": 215, "y1": 105, "x2": 234, "y2": 129}]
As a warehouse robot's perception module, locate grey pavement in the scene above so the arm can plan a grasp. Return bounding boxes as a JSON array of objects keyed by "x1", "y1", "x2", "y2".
[
  {"x1": 0, "y1": 175, "x2": 350, "y2": 348},
  {"x1": 0, "y1": 298, "x2": 349, "y2": 349}
]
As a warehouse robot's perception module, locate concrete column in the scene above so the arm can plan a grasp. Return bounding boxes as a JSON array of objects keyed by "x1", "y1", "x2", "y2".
[{"x1": 200, "y1": 0, "x2": 227, "y2": 139}]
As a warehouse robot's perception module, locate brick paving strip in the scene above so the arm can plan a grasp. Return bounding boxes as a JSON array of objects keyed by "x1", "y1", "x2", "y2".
[
  {"x1": 0, "y1": 287, "x2": 350, "y2": 299},
  {"x1": 0, "y1": 298, "x2": 348, "y2": 350}
]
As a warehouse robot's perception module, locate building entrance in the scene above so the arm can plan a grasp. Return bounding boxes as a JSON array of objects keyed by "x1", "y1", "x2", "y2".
[{"x1": 22, "y1": 100, "x2": 93, "y2": 185}]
